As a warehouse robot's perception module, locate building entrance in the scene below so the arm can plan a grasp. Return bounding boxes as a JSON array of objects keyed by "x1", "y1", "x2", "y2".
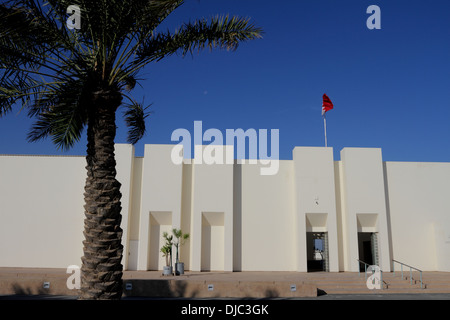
[
  {"x1": 357, "y1": 232, "x2": 379, "y2": 271},
  {"x1": 306, "y1": 232, "x2": 329, "y2": 272}
]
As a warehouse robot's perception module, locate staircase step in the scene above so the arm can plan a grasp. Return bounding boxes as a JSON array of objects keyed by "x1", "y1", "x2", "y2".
[
  {"x1": 315, "y1": 272, "x2": 450, "y2": 294},
  {"x1": 308, "y1": 271, "x2": 450, "y2": 294}
]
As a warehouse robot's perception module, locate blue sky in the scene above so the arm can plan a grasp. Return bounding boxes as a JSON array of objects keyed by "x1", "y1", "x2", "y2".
[{"x1": 1, "y1": 0, "x2": 450, "y2": 162}]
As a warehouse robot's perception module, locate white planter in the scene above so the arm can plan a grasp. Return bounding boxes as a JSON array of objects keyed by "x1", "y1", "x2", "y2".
[{"x1": 162, "y1": 266, "x2": 172, "y2": 276}]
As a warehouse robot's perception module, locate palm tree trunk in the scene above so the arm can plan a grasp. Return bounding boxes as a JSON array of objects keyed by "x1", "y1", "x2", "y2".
[{"x1": 80, "y1": 90, "x2": 123, "y2": 300}]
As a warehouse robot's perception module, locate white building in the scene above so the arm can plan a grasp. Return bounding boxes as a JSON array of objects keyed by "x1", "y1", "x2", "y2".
[{"x1": 0, "y1": 144, "x2": 449, "y2": 272}]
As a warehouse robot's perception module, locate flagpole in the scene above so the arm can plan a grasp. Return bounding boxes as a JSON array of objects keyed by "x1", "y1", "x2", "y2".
[{"x1": 322, "y1": 93, "x2": 333, "y2": 148}]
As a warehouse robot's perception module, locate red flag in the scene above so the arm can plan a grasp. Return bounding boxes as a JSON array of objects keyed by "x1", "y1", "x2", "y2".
[{"x1": 322, "y1": 94, "x2": 333, "y2": 116}]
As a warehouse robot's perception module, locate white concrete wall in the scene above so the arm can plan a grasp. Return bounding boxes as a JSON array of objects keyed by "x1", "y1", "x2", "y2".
[
  {"x1": 0, "y1": 144, "x2": 139, "y2": 270},
  {"x1": 1, "y1": 144, "x2": 450, "y2": 273},
  {"x1": 137, "y1": 144, "x2": 183, "y2": 270},
  {"x1": 340, "y1": 148, "x2": 391, "y2": 272},
  {"x1": 114, "y1": 144, "x2": 136, "y2": 270},
  {"x1": 0, "y1": 155, "x2": 85, "y2": 268},
  {"x1": 384, "y1": 161, "x2": 450, "y2": 271},
  {"x1": 179, "y1": 162, "x2": 193, "y2": 270},
  {"x1": 334, "y1": 160, "x2": 347, "y2": 271},
  {"x1": 238, "y1": 161, "x2": 296, "y2": 271},
  {"x1": 293, "y1": 147, "x2": 339, "y2": 272},
  {"x1": 191, "y1": 145, "x2": 234, "y2": 271},
  {"x1": 126, "y1": 157, "x2": 144, "y2": 271}
]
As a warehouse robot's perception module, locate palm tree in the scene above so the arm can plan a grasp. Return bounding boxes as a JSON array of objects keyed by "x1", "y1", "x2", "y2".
[{"x1": 0, "y1": 0, "x2": 262, "y2": 299}]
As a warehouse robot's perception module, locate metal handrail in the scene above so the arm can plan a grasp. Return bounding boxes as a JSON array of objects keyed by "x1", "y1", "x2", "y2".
[
  {"x1": 392, "y1": 259, "x2": 423, "y2": 289},
  {"x1": 357, "y1": 259, "x2": 384, "y2": 289}
]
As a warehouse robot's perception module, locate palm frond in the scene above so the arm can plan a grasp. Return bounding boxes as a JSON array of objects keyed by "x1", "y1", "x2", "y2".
[
  {"x1": 0, "y1": 0, "x2": 263, "y2": 152},
  {"x1": 27, "y1": 78, "x2": 88, "y2": 150},
  {"x1": 123, "y1": 99, "x2": 151, "y2": 145},
  {"x1": 134, "y1": 15, "x2": 263, "y2": 65}
]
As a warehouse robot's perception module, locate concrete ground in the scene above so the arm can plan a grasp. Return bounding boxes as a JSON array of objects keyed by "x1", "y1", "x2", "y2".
[
  {"x1": 1, "y1": 268, "x2": 450, "y2": 300},
  {"x1": 1, "y1": 293, "x2": 450, "y2": 300},
  {"x1": 2, "y1": 269, "x2": 447, "y2": 320}
]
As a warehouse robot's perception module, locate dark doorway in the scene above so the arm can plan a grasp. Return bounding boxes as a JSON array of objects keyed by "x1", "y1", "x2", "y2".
[
  {"x1": 306, "y1": 232, "x2": 329, "y2": 272},
  {"x1": 358, "y1": 232, "x2": 379, "y2": 271}
]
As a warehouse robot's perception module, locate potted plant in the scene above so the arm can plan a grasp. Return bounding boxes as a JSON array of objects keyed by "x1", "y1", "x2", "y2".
[
  {"x1": 161, "y1": 232, "x2": 173, "y2": 276},
  {"x1": 172, "y1": 228, "x2": 190, "y2": 275}
]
